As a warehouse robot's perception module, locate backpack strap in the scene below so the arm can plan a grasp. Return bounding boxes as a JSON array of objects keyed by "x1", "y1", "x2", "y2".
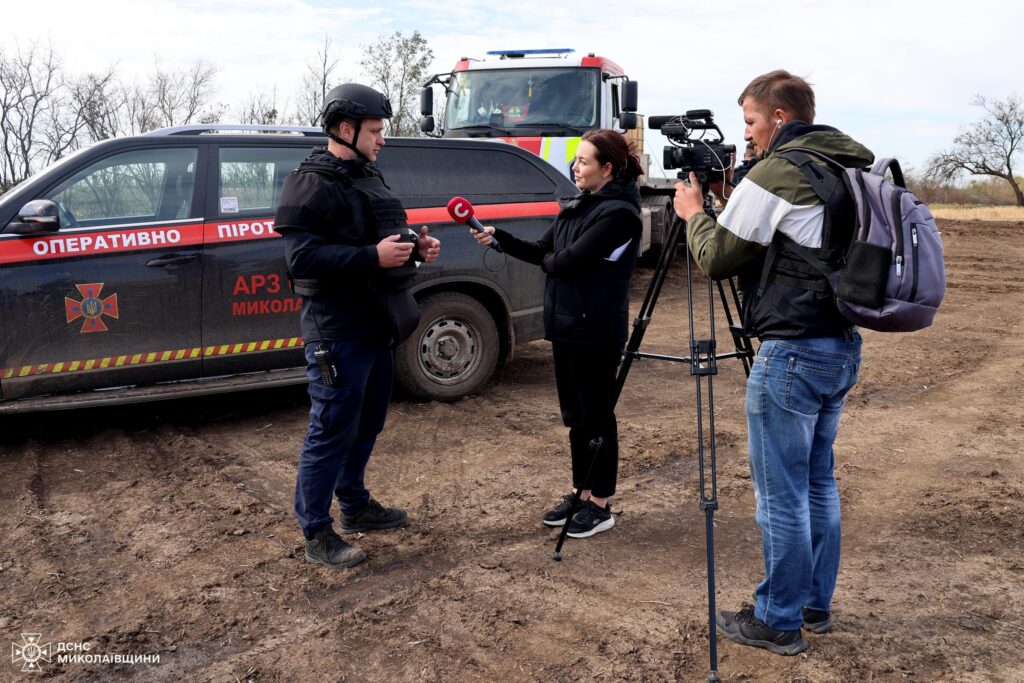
[
  {"x1": 755, "y1": 148, "x2": 853, "y2": 297},
  {"x1": 870, "y1": 157, "x2": 905, "y2": 188},
  {"x1": 772, "y1": 148, "x2": 852, "y2": 258},
  {"x1": 775, "y1": 149, "x2": 841, "y2": 201}
]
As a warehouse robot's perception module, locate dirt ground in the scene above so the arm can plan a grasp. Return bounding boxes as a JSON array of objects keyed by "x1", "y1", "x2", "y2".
[{"x1": 2, "y1": 219, "x2": 1023, "y2": 682}]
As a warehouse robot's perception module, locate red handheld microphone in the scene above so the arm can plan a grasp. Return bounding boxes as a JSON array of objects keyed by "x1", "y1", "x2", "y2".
[{"x1": 447, "y1": 197, "x2": 503, "y2": 253}]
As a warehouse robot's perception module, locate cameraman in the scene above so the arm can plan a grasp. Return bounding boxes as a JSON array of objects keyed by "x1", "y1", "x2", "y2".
[{"x1": 673, "y1": 70, "x2": 873, "y2": 656}]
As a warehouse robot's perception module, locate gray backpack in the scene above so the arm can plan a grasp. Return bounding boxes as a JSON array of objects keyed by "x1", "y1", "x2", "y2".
[{"x1": 775, "y1": 148, "x2": 946, "y2": 332}]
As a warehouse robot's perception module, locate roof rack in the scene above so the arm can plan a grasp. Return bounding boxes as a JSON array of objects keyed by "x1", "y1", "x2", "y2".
[
  {"x1": 485, "y1": 48, "x2": 575, "y2": 60},
  {"x1": 144, "y1": 124, "x2": 324, "y2": 137}
]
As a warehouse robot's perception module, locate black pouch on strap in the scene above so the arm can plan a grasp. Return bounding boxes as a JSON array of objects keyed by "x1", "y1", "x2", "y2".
[{"x1": 837, "y1": 240, "x2": 889, "y2": 307}]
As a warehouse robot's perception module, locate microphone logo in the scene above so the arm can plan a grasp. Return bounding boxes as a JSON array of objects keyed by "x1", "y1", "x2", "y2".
[{"x1": 447, "y1": 196, "x2": 503, "y2": 253}]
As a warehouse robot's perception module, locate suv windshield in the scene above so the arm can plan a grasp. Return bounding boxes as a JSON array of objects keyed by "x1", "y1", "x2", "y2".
[{"x1": 444, "y1": 67, "x2": 599, "y2": 133}]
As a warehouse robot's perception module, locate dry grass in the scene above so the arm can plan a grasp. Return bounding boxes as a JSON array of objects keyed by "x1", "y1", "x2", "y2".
[{"x1": 929, "y1": 204, "x2": 1024, "y2": 221}]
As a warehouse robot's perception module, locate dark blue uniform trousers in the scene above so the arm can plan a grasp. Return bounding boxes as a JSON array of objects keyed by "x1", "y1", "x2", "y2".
[{"x1": 295, "y1": 338, "x2": 393, "y2": 538}]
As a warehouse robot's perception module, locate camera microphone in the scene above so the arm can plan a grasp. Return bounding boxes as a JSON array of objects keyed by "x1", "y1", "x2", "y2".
[
  {"x1": 648, "y1": 115, "x2": 679, "y2": 130},
  {"x1": 447, "y1": 197, "x2": 503, "y2": 252}
]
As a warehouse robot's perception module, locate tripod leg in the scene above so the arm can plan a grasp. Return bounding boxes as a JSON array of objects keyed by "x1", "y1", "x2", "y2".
[
  {"x1": 686, "y1": 240, "x2": 722, "y2": 681},
  {"x1": 715, "y1": 278, "x2": 754, "y2": 377}
]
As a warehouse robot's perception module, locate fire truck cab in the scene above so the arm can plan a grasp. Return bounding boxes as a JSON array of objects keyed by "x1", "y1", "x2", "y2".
[
  {"x1": 420, "y1": 48, "x2": 638, "y2": 179},
  {"x1": 420, "y1": 48, "x2": 675, "y2": 257}
]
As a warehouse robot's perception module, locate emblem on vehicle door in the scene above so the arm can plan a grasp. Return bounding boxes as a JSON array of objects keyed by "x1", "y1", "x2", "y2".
[{"x1": 65, "y1": 283, "x2": 119, "y2": 333}]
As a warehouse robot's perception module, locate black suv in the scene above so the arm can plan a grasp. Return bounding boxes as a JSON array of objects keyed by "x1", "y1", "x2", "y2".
[{"x1": 0, "y1": 125, "x2": 574, "y2": 412}]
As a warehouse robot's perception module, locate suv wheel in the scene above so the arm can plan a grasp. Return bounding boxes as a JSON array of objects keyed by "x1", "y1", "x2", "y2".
[{"x1": 395, "y1": 292, "x2": 500, "y2": 401}]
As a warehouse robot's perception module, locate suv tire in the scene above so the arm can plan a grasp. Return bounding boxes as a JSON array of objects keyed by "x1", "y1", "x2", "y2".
[{"x1": 395, "y1": 291, "x2": 500, "y2": 401}]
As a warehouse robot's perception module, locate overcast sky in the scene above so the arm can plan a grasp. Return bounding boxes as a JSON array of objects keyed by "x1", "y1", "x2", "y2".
[{"x1": 6, "y1": 0, "x2": 1021, "y2": 176}]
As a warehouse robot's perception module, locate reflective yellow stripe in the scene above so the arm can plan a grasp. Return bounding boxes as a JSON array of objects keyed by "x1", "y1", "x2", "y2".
[
  {"x1": 565, "y1": 137, "x2": 581, "y2": 165},
  {"x1": 5, "y1": 338, "x2": 304, "y2": 378}
]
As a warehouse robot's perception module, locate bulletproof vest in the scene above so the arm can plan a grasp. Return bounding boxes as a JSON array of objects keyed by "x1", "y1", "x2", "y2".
[
  {"x1": 292, "y1": 162, "x2": 421, "y2": 344},
  {"x1": 290, "y1": 164, "x2": 416, "y2": 293}
]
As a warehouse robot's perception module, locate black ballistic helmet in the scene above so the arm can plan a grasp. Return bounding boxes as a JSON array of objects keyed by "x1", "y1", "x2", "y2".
[
  {"x1": 321, "y1": 83, "x2": 392, "y2": 160},
  {"x1": 322, "y1": 83, "x2": 392, "y2": 129}
]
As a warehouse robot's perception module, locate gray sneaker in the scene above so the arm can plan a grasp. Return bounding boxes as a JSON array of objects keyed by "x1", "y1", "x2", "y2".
[
  {"x1": 304, "y1": 527, "x2": 366, "y2": 568},
  {"x1": 341, "y1": 498, "x2": 408, "y2": 533},
  {"x1": 716, "y1": 604, "x2": 808, "y2": 656}
]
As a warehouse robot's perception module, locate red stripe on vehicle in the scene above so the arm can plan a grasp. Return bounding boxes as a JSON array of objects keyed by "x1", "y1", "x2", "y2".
[
  {"x1": 0, "y1": 222, "x2": 204, "y2": 265},
  {"x1": 0, "y1": 201, "x2": 560, "y2": 265},
  {"x1": 406, "y1": 201, "x2": 559, "y2": 225},
  {"x1": 204, "y1": 218, "x2": 279, "y2": 244}
]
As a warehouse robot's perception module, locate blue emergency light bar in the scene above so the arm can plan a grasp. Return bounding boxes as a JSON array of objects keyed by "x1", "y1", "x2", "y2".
[{"x1": 486, "y1": 49, "x2": 575, "y2": 59}]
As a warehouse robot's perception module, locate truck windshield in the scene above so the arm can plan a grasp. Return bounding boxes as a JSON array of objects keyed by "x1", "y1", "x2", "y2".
[{"x1": 444, "y1": 67, "x2": 599, "y2": 134}]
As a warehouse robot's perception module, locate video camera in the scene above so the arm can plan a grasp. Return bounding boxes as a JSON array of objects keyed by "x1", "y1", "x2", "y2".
[{"x1": 650, "y1": 109, "x2": 736, "y2": 189}]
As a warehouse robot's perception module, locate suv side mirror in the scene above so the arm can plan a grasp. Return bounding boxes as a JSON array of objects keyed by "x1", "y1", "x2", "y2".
[
  {"x1": 621, "y1": 80, "x2": 638, "y2": 113},
  {"x1": 6, "y1": 199, "x2": 60, "y2": 235}
]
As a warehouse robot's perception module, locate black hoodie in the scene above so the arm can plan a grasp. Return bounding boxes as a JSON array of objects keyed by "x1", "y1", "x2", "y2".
[{"x1": 493, "y1": 176, "x2": 642, "y2": 345}]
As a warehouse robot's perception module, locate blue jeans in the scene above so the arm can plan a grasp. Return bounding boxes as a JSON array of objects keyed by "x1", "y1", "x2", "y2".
[
  {"x1": 746, "y1": 330, "x2": 861, "y2": 631},
  {"x1": 294, "y1": 338, "x2": 393, "y2": 538}
]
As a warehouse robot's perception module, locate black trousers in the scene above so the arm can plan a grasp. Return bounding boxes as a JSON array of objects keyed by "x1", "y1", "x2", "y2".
[{"x1": 552, "y1": 340, "x2": 622, "y2": 498}]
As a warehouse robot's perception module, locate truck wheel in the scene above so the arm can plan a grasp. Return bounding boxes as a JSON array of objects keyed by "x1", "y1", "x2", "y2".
[{"x1": 395, "y1": 292, "x2": 500, "y2": 401}]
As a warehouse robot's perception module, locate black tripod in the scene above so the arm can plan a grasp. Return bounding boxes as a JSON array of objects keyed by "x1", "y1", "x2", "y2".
[{"x1": 551, "y1": 190, "x2": 754, "y2": 682}]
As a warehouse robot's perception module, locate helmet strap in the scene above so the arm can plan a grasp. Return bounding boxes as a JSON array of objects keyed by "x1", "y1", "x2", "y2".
[{"x1": 327, "y1": 120, "x2": 368, "y2": 161}]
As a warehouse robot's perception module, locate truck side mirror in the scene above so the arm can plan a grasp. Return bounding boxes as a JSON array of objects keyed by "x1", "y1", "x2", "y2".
[
  {"x1": 6, "y1": 199, "x2": 60, "y2": 235},
  {"x1": 620, "y1": 112, "x2": 638, "y2": 130},
  {"x1": 622, "y1": 80, "x2": 638, "y2": 113},
  {"x1": 420, "y1": 88, "x2": 434, "y2": 117},
  {"x1": 419, "y1": 116, "x2": 435, "y2": 134}
]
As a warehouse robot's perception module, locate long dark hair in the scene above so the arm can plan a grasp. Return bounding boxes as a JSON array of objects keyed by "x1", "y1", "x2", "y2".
[{"x1": 581, "y1": 128, "x2": 644, "y2": 182}]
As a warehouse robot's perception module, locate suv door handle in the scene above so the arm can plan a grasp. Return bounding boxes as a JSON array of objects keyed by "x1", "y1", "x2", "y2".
[{"x1": 146, "y1": 253, "x2": 198, "y2": 267}]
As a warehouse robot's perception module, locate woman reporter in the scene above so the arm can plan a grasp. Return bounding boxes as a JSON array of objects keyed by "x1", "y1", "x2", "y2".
[{"x1": 472, "y1": 129, "x2": 643, "y2": 538}]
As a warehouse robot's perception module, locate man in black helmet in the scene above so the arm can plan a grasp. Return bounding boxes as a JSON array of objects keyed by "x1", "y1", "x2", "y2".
[{"x1": 275, "y1": 83, "x2": 441, "y2": 569}]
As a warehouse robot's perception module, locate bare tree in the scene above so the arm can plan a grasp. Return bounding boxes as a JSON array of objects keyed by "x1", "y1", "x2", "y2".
[
  {"x1": 150, "y1": 60, "x2": 223, "y2": 128},
  {"x1": 294, "y1": 35, "x2": 341, "y2": 127},
  {"x1": 239, "y1": 87, "x2": 282, "y2": 125},
  {"x1": 0, "y1": 43, "x2": 66, "y2": 190},
  {"x1": 927, "y1": 94, "x2": 1024, "y2": 206},
  {"x1": 67, "y1": 68, "x2": 122, "y2": 141},
  {"x1": 359, "y1": 31, "x2": 434, "y2": 137},
  {"x1": 0, "y1": 46, "x2": 229, "y2": 195}
]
